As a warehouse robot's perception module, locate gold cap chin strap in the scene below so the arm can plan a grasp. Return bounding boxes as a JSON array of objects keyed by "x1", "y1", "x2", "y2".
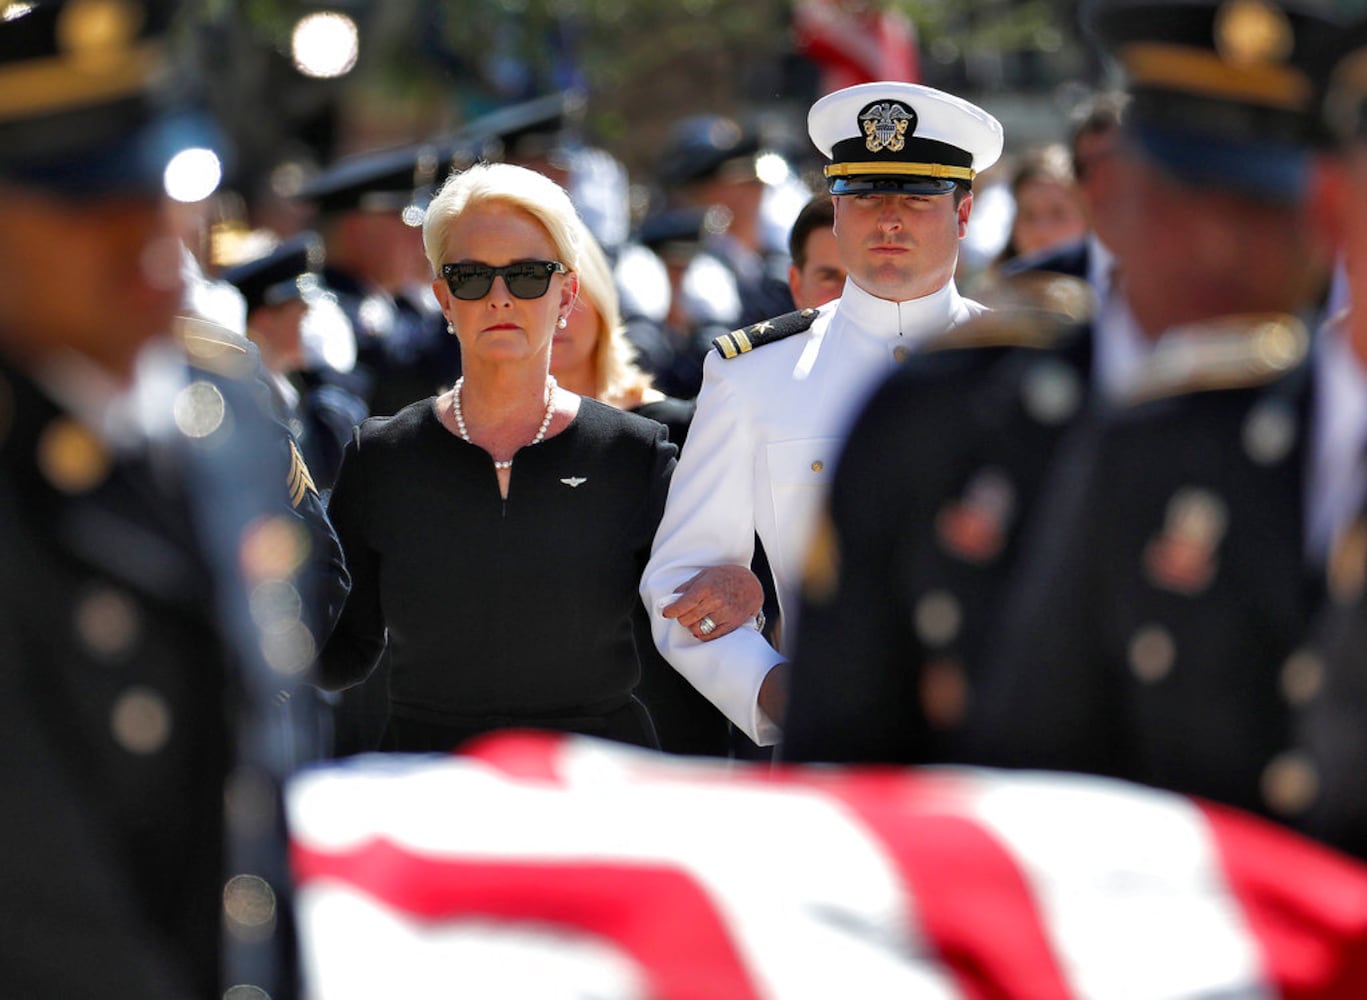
[{"x1": 824, "y1": 161, "x2": 976, "y2": 182}]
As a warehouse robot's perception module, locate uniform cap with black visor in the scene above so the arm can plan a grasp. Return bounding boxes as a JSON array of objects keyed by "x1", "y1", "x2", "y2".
[
  {"x1": 0, "y1": 0, "x2": 228, "y2": 202},
  {"x1": 1084, "y1": 0, "x2": 1345, "y2": 203},
  {"x1": 221, "y1": 231, "x2": 328, "y2": 315},
  {"x1": 807, "y1": 81, "x2": 1004, "y2": 198}
]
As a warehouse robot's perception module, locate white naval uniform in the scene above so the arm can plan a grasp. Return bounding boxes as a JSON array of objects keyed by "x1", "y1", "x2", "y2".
[{"x1": 641, "y1": 277, "x2": 989, "y2": 745}]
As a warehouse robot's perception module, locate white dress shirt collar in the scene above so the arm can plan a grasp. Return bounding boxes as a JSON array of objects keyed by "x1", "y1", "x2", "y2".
[{"x1": 836, "y1": 275, "x2": 965, "y2": 343}]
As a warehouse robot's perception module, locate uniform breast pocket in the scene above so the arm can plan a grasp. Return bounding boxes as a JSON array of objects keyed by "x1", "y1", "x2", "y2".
[{"x1": 764, "y1": 437, "x2": 842, "y2": 581}]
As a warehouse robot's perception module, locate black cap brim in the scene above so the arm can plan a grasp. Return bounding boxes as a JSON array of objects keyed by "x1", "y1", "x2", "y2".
[
  {"x1": 2, "y1": 107, "x2": 226, "y2": 200},
  {"x1": 828, "y1": 175, "x2": 959, "y2": 196}
]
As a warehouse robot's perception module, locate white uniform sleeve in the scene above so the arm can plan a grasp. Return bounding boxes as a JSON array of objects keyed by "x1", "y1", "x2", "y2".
[{"x1": 640, "y1": 351, "x2": 784, "y2": 745}]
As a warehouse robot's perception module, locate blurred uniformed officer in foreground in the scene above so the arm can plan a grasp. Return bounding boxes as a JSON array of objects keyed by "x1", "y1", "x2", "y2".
[
  {"x1": 781, "y1": 299, "x2": 1095, "y2": 765},
  {"x1": 1278, "y1": 16, "x2": 1367, "y2": 861},
  {"x1": 0, "y1": 2, "x2": 324, "y2": 995},
  {"x1": 962, "y1": 0, "x2": 1341, "y2": 824},
  {"x1": 641, "y1": 80, "x2": 1003, "y2": 748}
]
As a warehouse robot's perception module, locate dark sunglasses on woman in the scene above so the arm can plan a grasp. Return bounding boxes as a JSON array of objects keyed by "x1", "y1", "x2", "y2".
[{"x1": 441, "y1": 260, "x2": 567, "y2": 301}]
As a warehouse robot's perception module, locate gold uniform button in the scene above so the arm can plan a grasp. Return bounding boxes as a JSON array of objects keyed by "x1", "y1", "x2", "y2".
[
  {"x1": 810, "y1": 460, "x2": 825, "y2": 473},
  {"x1": 1128, "y1": 624, "x2": 1176, "y2": 683},
  {"x1": 75, "y1": 586, "x2": 141, "y2": 659},
  {"x1": 921, "y1": 657, "x2": 970, "y2": 730},
  {"x1": 893, "y1": 345, "x2": 910, "y2": 363},
  {"x1": 1261, "y1": 751, "x2": 1318, "y2": 816},
  {"x1": 110, "y1": 686, "x2": 172, "y2": 754},
  {"x1": 37, "y1": 418, "x2": 111, "y2": 493},
  {"x1": 914, "y1": 589, "x2": 962, "y2": 647},
  {"x1": 223, "y1": 873, "x2": 278, "y2": 945},
  {"x1": 1280, "y1": 648, "x2": 1325, "y2": 706}
]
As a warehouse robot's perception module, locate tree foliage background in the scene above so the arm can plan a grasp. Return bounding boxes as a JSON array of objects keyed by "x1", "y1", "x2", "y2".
[{"x1": 187, "y1": 0, "x2": 1101, "y2": 199}]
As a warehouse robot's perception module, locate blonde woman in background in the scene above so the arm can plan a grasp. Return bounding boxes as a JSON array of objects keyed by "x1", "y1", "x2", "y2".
[{"x1": 551, "y1": 221, "x2": 764, "y2": 755}]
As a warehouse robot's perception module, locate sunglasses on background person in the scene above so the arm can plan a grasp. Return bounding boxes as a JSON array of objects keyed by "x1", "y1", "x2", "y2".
[{"x1": 441, "y1": 260, "x2": 568, "y2": 301}]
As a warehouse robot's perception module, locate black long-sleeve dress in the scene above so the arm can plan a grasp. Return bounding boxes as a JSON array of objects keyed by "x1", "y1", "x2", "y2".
[{"x1": 320, "y1": 395, "x2": 676, "y2": 752}]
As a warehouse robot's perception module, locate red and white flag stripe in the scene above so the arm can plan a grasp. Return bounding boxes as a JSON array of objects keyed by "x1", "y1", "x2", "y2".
[{"x1": 288, "y1": 732, "x2": 1367, "y2": 999}]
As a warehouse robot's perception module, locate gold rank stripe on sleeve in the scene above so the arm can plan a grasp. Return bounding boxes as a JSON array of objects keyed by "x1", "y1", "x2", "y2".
[
  {"x1": 1125, "y1": 314, "x2": 1308, "y2": 405},
  {"x1": 287, "y1": 439, "x2": 317, "y2": 509},
  {"x1": 712, "y1": 308, "x2": 821, "y2": 360}
]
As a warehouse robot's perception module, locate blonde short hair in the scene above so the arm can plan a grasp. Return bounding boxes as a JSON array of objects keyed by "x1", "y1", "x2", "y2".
[{"x1": 422, "y1": 161, "x2": 584, "y2": 275}]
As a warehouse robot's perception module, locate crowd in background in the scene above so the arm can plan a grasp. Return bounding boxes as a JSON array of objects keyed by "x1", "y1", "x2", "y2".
[{"x1": 14, "y1": 0, "x2": 1367, "y2": 995}]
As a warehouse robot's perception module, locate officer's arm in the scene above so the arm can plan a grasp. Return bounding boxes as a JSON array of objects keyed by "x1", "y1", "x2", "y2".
[{"x1": 641, "y1": 354, "x2": 784, "y2": 745}]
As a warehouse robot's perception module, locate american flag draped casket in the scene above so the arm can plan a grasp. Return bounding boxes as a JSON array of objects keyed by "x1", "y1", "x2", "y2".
[{"x1": 287, "y1": 732, "x2": 1367, "y2": 999}]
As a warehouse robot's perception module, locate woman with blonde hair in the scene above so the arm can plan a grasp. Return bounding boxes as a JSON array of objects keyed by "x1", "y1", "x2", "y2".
[
  {"x1": 319, "y1": 162, "x2": 681, "y2": 751},
  {"x1": 550, "y1": 217, "x2": 764, "y2": 755},
  {"x1": 550, "y1": 221, "x2": 695, "y2": 443}
]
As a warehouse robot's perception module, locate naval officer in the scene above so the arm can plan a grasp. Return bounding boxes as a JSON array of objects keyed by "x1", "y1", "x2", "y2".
[{"x1": 640, "y1": 80, "x2": 1003, "y2": 746}]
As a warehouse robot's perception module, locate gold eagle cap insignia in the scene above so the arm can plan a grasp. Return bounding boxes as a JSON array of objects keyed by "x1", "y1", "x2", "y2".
[
  {"x1": 58, "y1": 0, "x2": 144, "y2": 73},
  {"x1": 859, "y1": 101, "x2": 913, "y2": 154},
  {"x1": 1215, "y1": 0, "x2": 1293, "y2": 67}
]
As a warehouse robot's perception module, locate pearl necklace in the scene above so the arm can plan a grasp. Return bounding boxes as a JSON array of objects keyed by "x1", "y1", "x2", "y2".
[{"x1": 451, "y1": 375, "x2": 557, "y2": 471}]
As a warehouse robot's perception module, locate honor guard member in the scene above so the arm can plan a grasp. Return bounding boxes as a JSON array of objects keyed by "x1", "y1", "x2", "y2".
[
  {"x1": 297, "y1": 141, "x2": 461, "y2": 417},
  {"x1": 448, "y1": 90, "x2": 633, "y2": 257},
  {"x1": 641, "y1": 81, "x2": 1003, "y2": 746},
  {"x1": 0, "y1": 1, "x2": 327, "y2": 996},
  {"x1": 222, "y1": 231, "x2": 369, "y2": 492},
  {"x1": 658, "y1": 114, "x2": 799, "y2": 328},
  {"x1": 1274, "y1": 16, "x2": 1367, "y2": 861},
  {"x1": 964, "y1": 0, "x2": 1343, "y2": 824},
  {"x1": 782, "y1": 300, "x2": 1096, "y2": 765}
]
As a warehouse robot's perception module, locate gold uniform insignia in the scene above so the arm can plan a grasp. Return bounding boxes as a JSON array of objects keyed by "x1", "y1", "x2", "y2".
[
  {"x1": 287, "y1": 439, "x2": 318, "y2": 509},
  {"x1": 1328, "y1": 516, "x2": 1367, "y2": 606},
  {"x1": 1215, "y1": 0, "x2": 1293, "y2": 67},
  {"x1": 1143, "y1": 487, "x2": 1229, "y2": 595},
  {"x1": 859, "y1": 101, "x2": 913, "y2": 153},
  {"x1": 38, "y1": 418, "x2": 111, "y2": 494},
  {"x1": 935, "y1": 468, "x2": 1016, "y2": 564}
]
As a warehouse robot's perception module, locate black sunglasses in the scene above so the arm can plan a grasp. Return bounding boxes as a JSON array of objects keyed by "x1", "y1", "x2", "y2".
[{"x1": 440, "y1": 260, "x2": 567, "y2": 301}]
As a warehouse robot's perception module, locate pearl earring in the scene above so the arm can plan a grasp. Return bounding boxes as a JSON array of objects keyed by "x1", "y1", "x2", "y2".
[
  {"x1": 446, "y1": 322, "x2": 454, "y2": 334},
  {"x1": 557, "y1": 316, "x2": 568, "y2": 329}
]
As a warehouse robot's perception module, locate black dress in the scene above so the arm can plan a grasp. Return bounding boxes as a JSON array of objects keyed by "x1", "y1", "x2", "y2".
[{"x1": 320, "y1": 395, "x2": 676, "y2": 752}]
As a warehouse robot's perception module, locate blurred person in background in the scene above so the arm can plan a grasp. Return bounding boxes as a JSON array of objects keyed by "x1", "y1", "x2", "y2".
[
  {"x1": 222, "y1": 232, "x2": 369, "y2": 493},
  {"x1": 616, "y1": 205, "x2": 735, "y2": 400},
  {"x1": 658, "y1": 114, "x2": 799, "y2": 328},
  {"x1": 786, "y1": 193, "x2": 846, "y2": 310},
  {"x1": 296, "y1": 143, "x2": 461, "y2": 417},
  {"x1": 994, "y1": 143, "x2": 1090, "y2": 268},
  {"x1": 550, "y1": 221, "x2": 760, "y2": 755}
]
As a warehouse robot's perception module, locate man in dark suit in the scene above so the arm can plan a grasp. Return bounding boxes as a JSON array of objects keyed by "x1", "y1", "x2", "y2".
[
  {"x1": 961, "y1": 0, "x2": 1342, "y2": 824},
  {"x1": 0, "y1": 2, "x2": 326, "y2": 995}
]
